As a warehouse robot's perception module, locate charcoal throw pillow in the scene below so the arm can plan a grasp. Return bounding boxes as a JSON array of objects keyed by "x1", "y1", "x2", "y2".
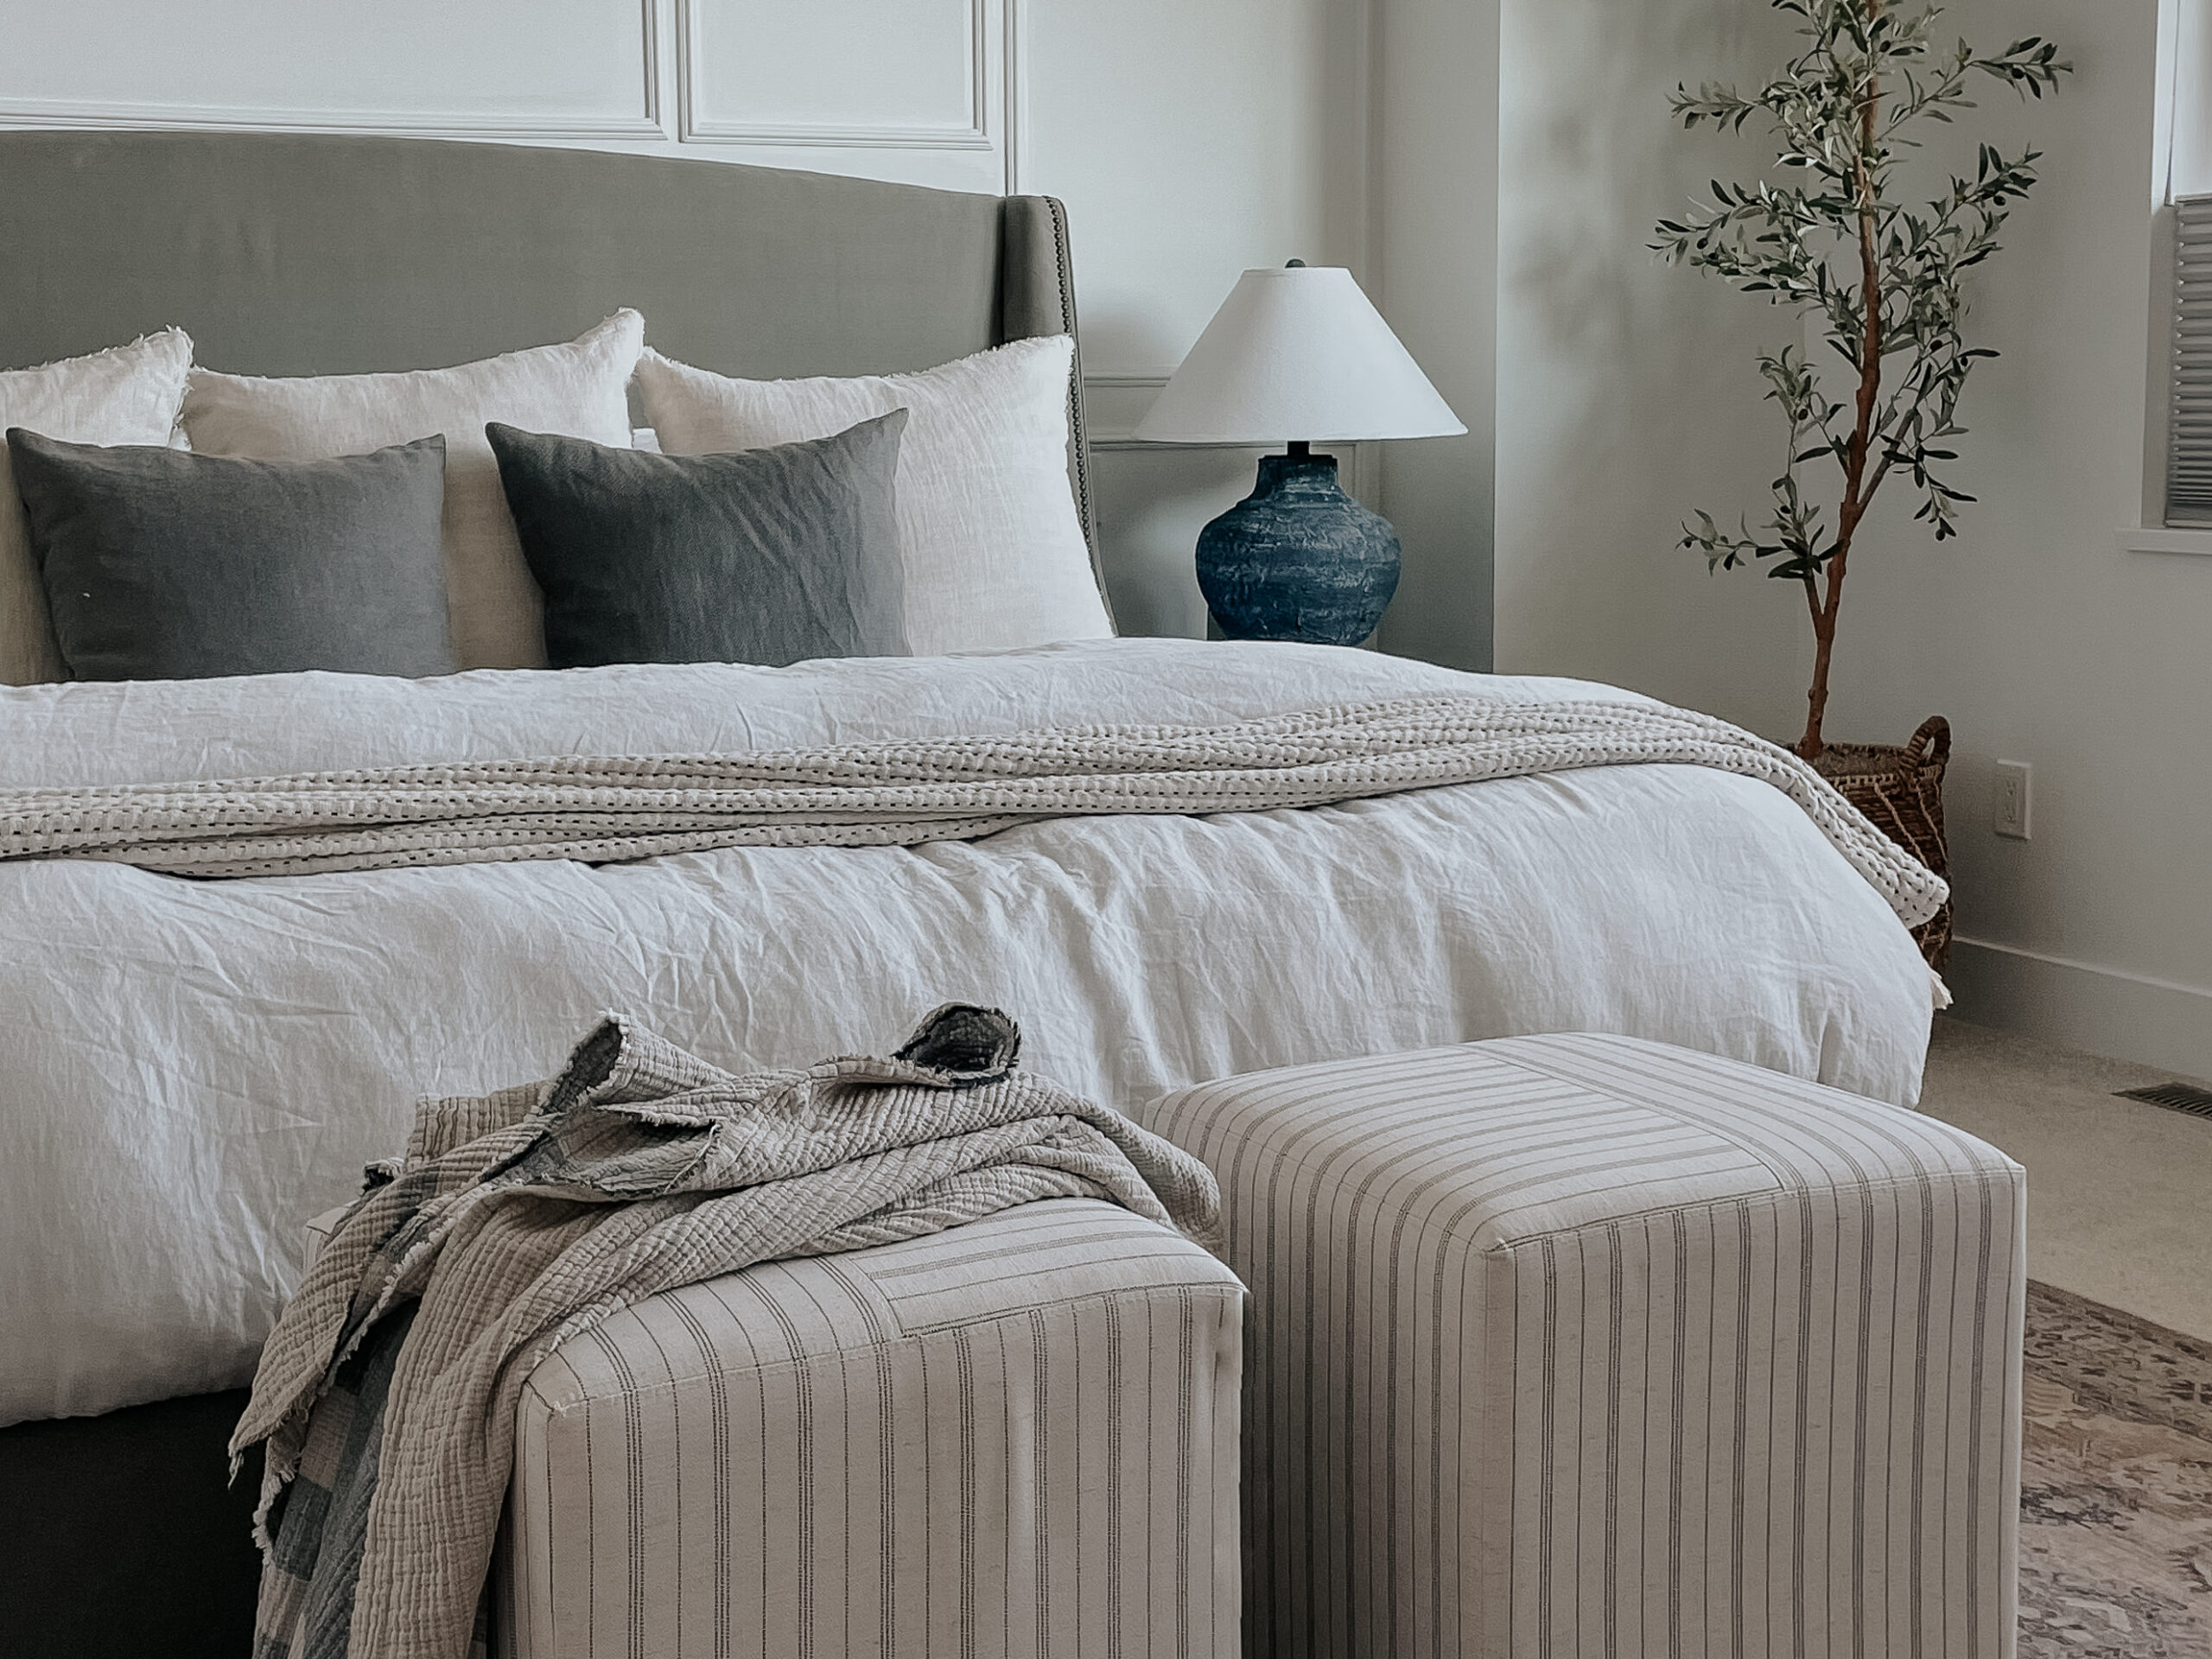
[
  {"x1": 486, "y1": 409, "x2": 908, "y2": 669},
  {"x1": 7, "y1": 429, "x2": 453, "y2": 682}
]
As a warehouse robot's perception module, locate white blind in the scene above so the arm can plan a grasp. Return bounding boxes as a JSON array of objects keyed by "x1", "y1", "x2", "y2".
[{"x1": 2169, "y1": 196, "x2": 2212, "y2": 524}]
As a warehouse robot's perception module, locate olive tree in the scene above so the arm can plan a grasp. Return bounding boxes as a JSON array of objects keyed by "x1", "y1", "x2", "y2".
[{"x1": 1654, "y1": 0, "x2": 2067, "y2": 758}]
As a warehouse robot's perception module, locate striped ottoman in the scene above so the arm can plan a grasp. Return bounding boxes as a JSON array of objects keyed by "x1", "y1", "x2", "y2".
[
  {"x1": 491, "y1": 1198, "x2": 1244, "y2": 1659},
  {"x1": 1141, "y1": 1033, "x2": 2026, "y2": 1659}
]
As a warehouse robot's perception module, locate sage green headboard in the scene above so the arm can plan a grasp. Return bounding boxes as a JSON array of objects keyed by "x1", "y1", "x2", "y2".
[{"x1": 0, "y1": 129, "x2": 1100, "y2": 576}]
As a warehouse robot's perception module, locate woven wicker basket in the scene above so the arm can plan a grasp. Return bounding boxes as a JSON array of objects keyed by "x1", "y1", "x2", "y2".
[{"x1": 1810, "y1": 716, "x2": 1952, "y2": 970}]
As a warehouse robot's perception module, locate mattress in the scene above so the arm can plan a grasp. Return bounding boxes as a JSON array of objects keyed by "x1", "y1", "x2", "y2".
[
  {"x1": 496, "y1": 1198, "x2": 1244, "y2": 1659},
  {"x1": 0, "y1": 637, "x2": 1940, "y2": 1424}
]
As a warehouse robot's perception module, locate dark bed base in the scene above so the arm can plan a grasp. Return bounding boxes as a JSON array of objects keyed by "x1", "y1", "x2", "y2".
[{"x1": 0, "y1": 1390, "x2": 262, "y2": 1659}]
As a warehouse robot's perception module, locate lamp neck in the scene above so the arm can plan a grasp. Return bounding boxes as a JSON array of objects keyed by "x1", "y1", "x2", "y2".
[{"x1": 1285, "y1": 439, "x2": 1311, "y2": 461}]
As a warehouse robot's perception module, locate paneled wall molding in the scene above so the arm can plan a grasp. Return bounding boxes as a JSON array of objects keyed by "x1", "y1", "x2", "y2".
[
  {"x1": 1002, "y1": 0, "x2": 1030, "y2": 194},
  {"x1": 0, "y1": 0, "x2": 665, "y2": 143},
  {"x1": 1090, "y1": 434, "x2": 1262, "y2": 452},
  {"x1": 1084, "y1": 371, "x2": 1211, "y2": 450},
  {"x1": 0, "y1": 1, "x2": 1020, "y2": 193},
  {"x1": 674, "y1": 0, "x2": 995, "y2": 150},
  {"x1": 0, "y1": 97, "x2": 668, "y2": 144},
  {"x1": 1084, "y1": 372, "x2": 1176, "y2": 390}
]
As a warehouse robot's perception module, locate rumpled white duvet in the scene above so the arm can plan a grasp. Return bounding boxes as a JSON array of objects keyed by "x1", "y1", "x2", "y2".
[{"x1": 0, "y1": 639, "x2": 1937, "y2": 1426}]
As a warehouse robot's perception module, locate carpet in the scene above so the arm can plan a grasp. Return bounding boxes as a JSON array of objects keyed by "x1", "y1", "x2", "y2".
[{"x1": 2019, "y1": 1281, "x2": 2212, "y2": 1655}]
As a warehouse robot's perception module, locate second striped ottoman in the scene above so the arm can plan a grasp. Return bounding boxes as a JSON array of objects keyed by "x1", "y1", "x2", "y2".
[{"x1": 1141, "y1": 1033, "x2": 2026, "y2": 1659}]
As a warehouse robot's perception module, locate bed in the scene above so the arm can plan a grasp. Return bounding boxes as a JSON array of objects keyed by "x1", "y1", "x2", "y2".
[{"x1": 0, "y1": 130, "x2": 1942, "y2": 1657}]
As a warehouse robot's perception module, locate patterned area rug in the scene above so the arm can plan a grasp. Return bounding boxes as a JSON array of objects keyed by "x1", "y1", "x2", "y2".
[{"x1": 2019, "y1": 1282, "x2": 2212, "y2": 1655}]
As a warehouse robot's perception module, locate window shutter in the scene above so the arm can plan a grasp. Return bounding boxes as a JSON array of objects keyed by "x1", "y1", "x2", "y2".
[{"x1": 2168, "y1": 195, "x2": 2212, "y2": 524}]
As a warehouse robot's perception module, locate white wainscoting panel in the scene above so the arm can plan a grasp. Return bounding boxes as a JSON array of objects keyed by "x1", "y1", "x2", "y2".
[
  {"x1": 674, "y1": 0, "x2": 1009, "y2": 191},
  {"x1": 0, "y1": 0, "x2": 664, "y2": 140},
  {"x1": 679, "y1": 0, "x2": 986, "y2": 146},
  {"x1": 0, "y1": 0, "x2": 1018, "y2": 192}
]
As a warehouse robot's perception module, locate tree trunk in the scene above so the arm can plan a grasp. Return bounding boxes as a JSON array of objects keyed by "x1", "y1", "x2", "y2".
[{"x1": 1797, "y1": 1, "x2": 1885, "y2": 763}]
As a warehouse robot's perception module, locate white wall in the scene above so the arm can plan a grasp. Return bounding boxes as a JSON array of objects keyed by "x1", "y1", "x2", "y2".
[
  {"x1": 1022, "y1": 0, "x2": 1374, "y2": 638},
  {"x1": 1370, "y1": 0, "x2": 1500, "y2": 671},
  {"x1": 1026, "y1": 0, "x2": 1495, "y2": 649},
  {"x1": 1493, "y1": 0, "x2": 2212, "y2": 1077},
  {"x1": 1837, "y1": 0, "x2": 2212, "y2": 1077},
  {"x1": 1492, "y1": 0, "x2": 1802, "y2": 726},
  {"x1": 1032, "y1": 0, "x2": 1500, "y2": 660},
  {"x1": 0, "y1": 0, "x2": 1416, "y2": 643}
]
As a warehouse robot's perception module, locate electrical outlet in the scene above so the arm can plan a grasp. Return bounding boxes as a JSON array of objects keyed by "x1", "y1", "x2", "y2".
[{"x1": 1994, "y1": 760, "x2": 2031, "y2": 840}]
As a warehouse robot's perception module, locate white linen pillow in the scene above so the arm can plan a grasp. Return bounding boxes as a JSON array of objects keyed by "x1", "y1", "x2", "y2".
[
  {"x1": 181, "y1": 311, "x2": 645, "y2": 670},
  {"x1": 636, "y1": 335, "x2": 1113, "y2": 653},
  {"x1": 0, "y1": 329, "x2": 194, "y2": 683}
]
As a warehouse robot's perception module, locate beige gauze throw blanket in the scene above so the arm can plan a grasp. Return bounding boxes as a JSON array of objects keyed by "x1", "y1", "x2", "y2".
[
  {"x1": 0, "y1": 693, "x2": 1947, "y2": 925},
  {"x1": 232, "y1": 1004, "x2": 1220, "y2": 1659}
]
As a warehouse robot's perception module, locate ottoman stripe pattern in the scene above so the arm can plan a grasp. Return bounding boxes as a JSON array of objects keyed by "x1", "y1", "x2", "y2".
[
  {"x1": 497, "y1": 1198, "x2": 1244, "y2": 1659},
  {"x1": 1143, "y1": 1033, "x2": 2026, "y2": 1659}
]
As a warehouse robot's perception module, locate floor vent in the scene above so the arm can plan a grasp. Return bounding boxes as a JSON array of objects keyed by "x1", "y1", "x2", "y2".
[{"x1": 2113, "y1": 1081, "x2": 2212, "y2": 1120}]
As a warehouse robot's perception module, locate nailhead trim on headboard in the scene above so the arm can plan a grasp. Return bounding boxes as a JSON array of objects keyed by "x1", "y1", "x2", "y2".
[{"x1": 1043, "y1": 194, "x2": 1108, "y2": 615}]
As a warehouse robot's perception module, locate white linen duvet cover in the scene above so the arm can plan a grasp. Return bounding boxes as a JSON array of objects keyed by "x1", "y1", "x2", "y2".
[{"x1": 0, "y1": 639, "x2": 1937, "y2": 1424}]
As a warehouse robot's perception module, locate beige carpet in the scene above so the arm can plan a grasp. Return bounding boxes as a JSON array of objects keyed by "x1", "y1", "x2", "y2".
[{"x1": 1921, "y1": 1016, "x2": 2212, "y2": 1343}]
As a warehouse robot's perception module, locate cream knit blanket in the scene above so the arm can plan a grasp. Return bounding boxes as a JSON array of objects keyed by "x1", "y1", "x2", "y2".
[
  {"x1": 0, "y1": 693, "x2": 1946, "y2": 926},
  {"x1": 232, "y1": 1005, "x2": 1219, "y2": 1659}
]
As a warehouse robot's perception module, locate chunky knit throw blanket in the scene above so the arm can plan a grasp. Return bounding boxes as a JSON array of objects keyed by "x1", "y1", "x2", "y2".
[
  {"x1": 232, "y1": 1005, "x2": 1218, "y2": 1659},
  {"x1": 0, "y1": 694, "x2": 1946, "y2": 925}
]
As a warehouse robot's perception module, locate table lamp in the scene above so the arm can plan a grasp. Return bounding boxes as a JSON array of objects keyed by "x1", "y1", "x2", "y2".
[{"x1": 1134, "y1": 261, "x2": 1465, "y2": 645}]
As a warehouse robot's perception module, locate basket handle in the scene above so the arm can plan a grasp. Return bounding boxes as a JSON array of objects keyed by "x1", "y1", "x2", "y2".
[{"x1": 1905, "y1": 715, "x2": 1950, "y2": 768}]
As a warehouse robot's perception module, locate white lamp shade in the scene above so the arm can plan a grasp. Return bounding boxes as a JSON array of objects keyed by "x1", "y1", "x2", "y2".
[{"x1": 1133, "y1": 265, "x2": 1467, "y2": 445}]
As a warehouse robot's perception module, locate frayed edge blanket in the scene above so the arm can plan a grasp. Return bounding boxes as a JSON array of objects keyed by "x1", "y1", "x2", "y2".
[
  {"x1": 0, "y1": 693, "x2": 1946, "y2": 927},
  {"x1": 232, "y1": 1004, "x2": 1219, "y2": 1659}
]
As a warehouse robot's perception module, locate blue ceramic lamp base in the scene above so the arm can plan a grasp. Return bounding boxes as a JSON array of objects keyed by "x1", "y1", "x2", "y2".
[{"x1": 1195, "y1": 443, "x2": 1401, "y2": 645}]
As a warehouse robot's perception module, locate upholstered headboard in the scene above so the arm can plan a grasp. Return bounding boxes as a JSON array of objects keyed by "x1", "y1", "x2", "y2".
[{"x1": 0, "y1": 129, "x2": 1100, "y2": 569}]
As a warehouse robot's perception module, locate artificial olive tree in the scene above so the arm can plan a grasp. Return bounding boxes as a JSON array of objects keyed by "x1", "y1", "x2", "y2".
[{"x1": 1655, "y1": 0, "x2": 2066, "y2": 759}]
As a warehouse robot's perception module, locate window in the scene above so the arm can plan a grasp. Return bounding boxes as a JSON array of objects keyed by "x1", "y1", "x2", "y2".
[{"x1": 2154, "y1": 0, "x2": 2212, "y2": 527}]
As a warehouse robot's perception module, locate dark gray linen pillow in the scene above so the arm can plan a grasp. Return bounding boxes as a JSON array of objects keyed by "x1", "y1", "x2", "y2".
[
  {"x1": 6, "y1": 429, "x2": 452, "y2": 681},
  {"x1": 486, "y1": 410, "x2": 907, "y2": 669}
]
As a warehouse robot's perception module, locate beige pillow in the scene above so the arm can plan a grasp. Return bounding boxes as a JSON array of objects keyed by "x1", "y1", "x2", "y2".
[
  {"x1": 0, "y1": 329, "x2": 194, "y2": 683},
  {"x1": 182, "y1": 312, "x2": 645, "y2": 670},
  {"x1": 636, "y1": 336, "x2": 1113, "y2": 654}
]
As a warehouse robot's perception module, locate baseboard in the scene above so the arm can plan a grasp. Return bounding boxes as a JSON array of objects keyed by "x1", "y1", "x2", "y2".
[{"x1": 1948, "y1": 935, "x2": 2212, "y2": 1081}]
